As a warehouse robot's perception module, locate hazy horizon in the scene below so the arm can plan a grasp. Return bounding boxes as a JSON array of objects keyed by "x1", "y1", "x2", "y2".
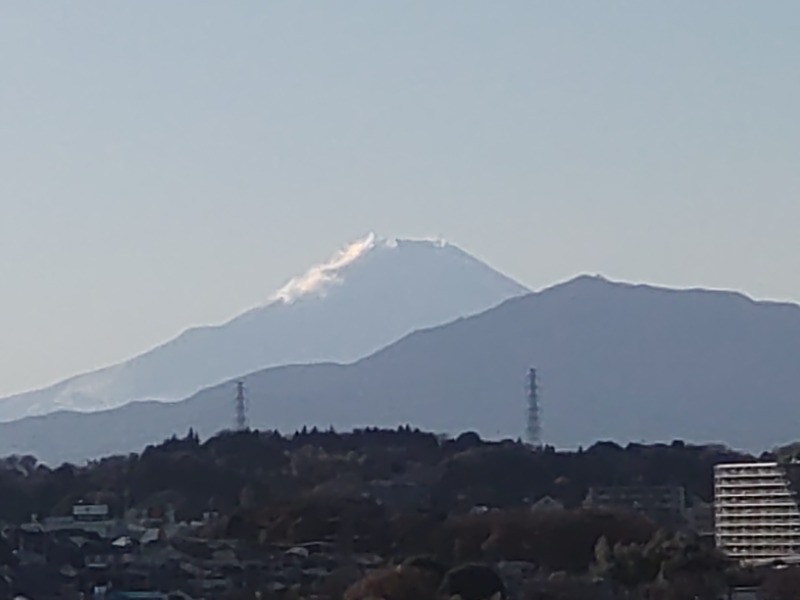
[{"x1": 2, "y1": 2, "x2": 799, "y2": 396}]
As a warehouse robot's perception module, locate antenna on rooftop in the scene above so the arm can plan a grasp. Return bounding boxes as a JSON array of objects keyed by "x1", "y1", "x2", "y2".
[
  {"x1": 526, "y1": 368, "x2": 542, "y2": 447},
  {"x1": 235, "y1": 381, "x2": 249, "y2": 432}
]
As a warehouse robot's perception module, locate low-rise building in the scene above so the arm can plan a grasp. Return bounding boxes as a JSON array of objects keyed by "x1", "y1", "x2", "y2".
[
  {"x1": 585, "y1": 484, "x2": 686, "y2": 527},
  {"x1": 22, "y1": 503, "x2": 122, "y2": 539}
]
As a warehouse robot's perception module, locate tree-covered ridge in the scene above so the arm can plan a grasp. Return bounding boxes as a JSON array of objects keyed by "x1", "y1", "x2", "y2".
[{"x1": 0, "y1": 427, "x2": 749, "y2": 524}]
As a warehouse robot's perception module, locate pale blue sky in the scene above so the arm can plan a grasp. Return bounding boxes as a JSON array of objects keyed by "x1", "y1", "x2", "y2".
[{"x1": 1, "y1": 2, "x2": 798, "y2": 396}]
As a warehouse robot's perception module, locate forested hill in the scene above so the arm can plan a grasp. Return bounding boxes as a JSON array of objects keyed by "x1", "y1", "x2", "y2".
[{"x1": 0, "y1": 428, "x2": 750, "y2": 524}]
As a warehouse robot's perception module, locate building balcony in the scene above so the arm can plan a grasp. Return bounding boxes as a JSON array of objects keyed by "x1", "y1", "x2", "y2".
[{"x1": 715, "y1": 500, "x2": 798, "y2": 508}]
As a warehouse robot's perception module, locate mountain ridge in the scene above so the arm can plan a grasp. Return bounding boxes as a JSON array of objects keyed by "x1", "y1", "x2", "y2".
[{"x1": 2, "y1": 274, "x2": 800, "y2": 463}]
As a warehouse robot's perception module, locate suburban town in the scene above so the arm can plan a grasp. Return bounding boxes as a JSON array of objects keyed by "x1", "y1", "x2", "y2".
[{"x1": 0, "y1": 428, "x2": 796, "y2": 599}]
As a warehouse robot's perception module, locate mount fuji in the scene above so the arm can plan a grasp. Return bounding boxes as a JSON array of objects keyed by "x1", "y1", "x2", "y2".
[{"x1": 0, "y1": 234, "x2": 528, "y2": 422}]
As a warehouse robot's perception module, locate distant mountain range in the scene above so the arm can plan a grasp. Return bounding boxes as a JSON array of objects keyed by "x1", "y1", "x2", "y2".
[
  {"x1": 0, "y1": 234, "x2": 528, "y2": 422},
  {"x1": 4, "y1": 274, "x2": 800, "y2": 464}
]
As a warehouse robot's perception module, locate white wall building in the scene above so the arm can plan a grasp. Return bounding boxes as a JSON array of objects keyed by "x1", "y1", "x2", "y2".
[{"x1": 714, "y1": 461, "x2": 800, "y2": 564}]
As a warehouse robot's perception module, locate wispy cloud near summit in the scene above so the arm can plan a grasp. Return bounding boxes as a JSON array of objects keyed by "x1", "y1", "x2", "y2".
[{"x1": 271, "y1": 233, "x2": 379, "y2": 304}]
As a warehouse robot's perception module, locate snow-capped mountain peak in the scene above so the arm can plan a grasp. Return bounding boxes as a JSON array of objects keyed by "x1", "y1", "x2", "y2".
[{"x1": 270, "y1": 233, "x2": 452, "y2": 304}]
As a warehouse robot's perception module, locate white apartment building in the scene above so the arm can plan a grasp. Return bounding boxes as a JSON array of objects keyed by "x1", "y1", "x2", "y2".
[{"x1": 714, "y1": 461, "x2": 800, "y2": 564}]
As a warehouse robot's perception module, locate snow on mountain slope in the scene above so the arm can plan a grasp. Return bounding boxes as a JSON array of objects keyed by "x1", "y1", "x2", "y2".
[{"x1": 0, "y1": 234, "x2": 528, "y2": 422}]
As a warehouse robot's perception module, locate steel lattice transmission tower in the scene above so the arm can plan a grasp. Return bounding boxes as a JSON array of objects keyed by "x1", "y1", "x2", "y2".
[
  {"x1": 235, "y1": 381, "x2": 249, "y2": 432},
  {"x1": 526, "y1": 368, "x2": 542, "y2": 447}
]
